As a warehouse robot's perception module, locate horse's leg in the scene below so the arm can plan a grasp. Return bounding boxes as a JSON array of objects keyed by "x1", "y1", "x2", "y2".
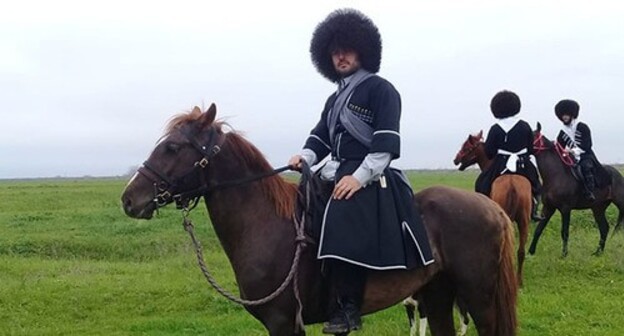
[
  {"x1": 528, "y1": 205, "x2": 556, "y2": 255},
  {"x1": 420, "y1": 277, "x2": 455, "y2": 336},
  {"x1": 614, "y1": 199, "x2": 624, "y2": 233},
  {"x1": 617, "y1": 210, "x2": 624, "y2": 233},
  {"x1": 416, "y1": 298, "x2": 428, "y2": 336},
  {"x1": 258, "y1": 299, "x2": 307, "y2": 336},
  {"x1": 265, "y1": 318, "x2": 306, "y2": 336},
  {"x1": 402, "y1": 296, "x2": 417, "y2": 336},
  {"x1": 591, "y1": 204, "x2": 610, "y2": 255},
  {"x1": 516, "y1": 215, "x2": 529, "y2": 287},
  {"x1": 456, "y1": 298, "x2": 470, "y2": 336},
  {"x1": 455, "y1": 280, "x2": 497, "y2": 336},
  {"x1": 560, "y1": 209, "x2": 572, "y2": 257}
]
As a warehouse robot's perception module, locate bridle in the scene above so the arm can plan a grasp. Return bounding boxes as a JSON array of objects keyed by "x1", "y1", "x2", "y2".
[
  {"x1": 137, "y1": 127, "x2": 293, "y2": 210},
  {"x1": 456, "y1": 136, "x2": 482, "y2": 162},
  {"x1": 533, "y1": 131, "x2": 575, "y2": 167},
  {"x1": 532, "y1": 131, "x2": 549, "y2": 154},
  {"x1": 137, "y1": 127, "x2": 224, "y2": 210}
]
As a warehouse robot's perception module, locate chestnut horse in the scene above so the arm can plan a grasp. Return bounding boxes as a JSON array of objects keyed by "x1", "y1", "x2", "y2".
[
  {"x1": 529, "y1": 123, "x2": 624, "y2": 257},
  {"x1": 453, "y1": 131, "x2": 532, "y2": 286},
  {"x1": 121, "y1": 105, "x2": 517, "y2": 336}
]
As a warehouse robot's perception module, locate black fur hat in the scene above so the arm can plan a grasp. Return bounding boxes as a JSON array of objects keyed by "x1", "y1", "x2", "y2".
[
  {"x1": 490, "y1": 90, "x2": 521, "y2": 119},
  {"x1": 310, "y1": 8, "x2": 382, "y2": 82},
  {"x1": 555, "y1": 99, "x2": 579, "y2": 121}
]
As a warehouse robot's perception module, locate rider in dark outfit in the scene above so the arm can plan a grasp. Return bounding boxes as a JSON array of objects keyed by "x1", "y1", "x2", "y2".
[
  {"x1": 288, "y1": 9, "x2": 434, "y2": 334},
  {"x1": 475, "y1": 90, "x2": 543, "y2": 220},
  {"x1": 555, "y1": 99, "x2": 607, "y2": 201}
]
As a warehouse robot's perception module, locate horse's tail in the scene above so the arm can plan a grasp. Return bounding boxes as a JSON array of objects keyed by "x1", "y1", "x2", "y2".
[
  {"x1": 492, "y1": 176, "x2": 532, "y2": 225},
  {"x1": 606, "y1": 165, "x2": 624, "y2": 234},
  {"x1": 504, "y1": 181, "x2": 518, "y2": 220},
  {"x1": 495, "y1": 215, "x2": 518, "y2": 335}
]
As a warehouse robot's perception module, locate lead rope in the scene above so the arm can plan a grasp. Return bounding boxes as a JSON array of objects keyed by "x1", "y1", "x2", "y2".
[
  {"x1": 292, "y1": 172, "x2": 311, "y2": 333},
  {"x1": 181, "y1": 202, "x2": 309, "y2": 331}
]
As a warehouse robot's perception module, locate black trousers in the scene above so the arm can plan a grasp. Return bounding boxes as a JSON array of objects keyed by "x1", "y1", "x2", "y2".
[{"x1": 324, "y1": 259, "x2": 367, "y2": 314}]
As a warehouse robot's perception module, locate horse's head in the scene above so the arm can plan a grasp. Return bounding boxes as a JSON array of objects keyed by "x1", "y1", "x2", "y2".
[
  {"x1": 121, "y1": 104, "x2": 224, "y2": 219},
  {"x1": 532, "y1": 122, "x2": 552, "y2": 155},
  {"x1": 453, "y1": 130, "x2": 483, "y2": 171}
]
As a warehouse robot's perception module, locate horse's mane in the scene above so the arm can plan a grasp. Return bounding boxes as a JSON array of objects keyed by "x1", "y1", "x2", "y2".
[
  {"x1": 223, "y1": 132, "x2": 298, "y2": 219},
  {"x1": 164, "y1": 108, "x2": 297, "y2": 219},
  {"x1": 164, "y1": 108, "x2": 209, "y2": 136}
]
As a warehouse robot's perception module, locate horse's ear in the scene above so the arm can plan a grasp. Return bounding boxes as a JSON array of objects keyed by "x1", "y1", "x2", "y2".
[
  {"x1": 200, "y1": 103, "x2": 217, "y2": 127},
  {"x1": 478, "y1": 130, "x2": 483, "y2": 139},
  {"x1": 536, "y1": 122, "x2": 542, "y2": 132}
]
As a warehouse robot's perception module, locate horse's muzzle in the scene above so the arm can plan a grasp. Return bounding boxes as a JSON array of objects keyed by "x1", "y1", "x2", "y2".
[{"x1": 121, "y1": 192, "x2": 155, "y2": 219}]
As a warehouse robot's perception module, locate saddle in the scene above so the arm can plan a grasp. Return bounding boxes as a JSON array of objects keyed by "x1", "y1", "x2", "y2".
[{"x1": 296, "y1": 162, "x2": 333, "y2": 243}]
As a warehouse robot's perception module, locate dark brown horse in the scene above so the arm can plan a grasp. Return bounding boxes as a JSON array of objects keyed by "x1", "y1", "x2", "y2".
[
  {"x1": 453, "y1": 132, "x2": 532, "y2": 286},
  {"x1": 529, "y1": 123, "x2": 624, "y2": 257},
  {"x1": 121, "y1": 105, "x2": 518, "y2": 336}
]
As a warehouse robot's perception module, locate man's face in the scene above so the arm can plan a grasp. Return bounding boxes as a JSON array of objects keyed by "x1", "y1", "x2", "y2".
[
  {"x1": 331, "y1": 49, "x2": 361, "y2": 77},
  {"x1": 561, "y1": 114, "x2": 573, "y2": 125}
]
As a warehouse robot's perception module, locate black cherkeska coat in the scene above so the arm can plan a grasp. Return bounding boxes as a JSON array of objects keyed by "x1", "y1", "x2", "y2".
[
  {"x1": 556, "y1": 122, "x2": 610, "y2": 187},
  {"x1": 303, "y1": 75, "x2": 434, "y2": 270},
  {"x1": 476, "y1": 120, "x2": 541, "y2": 196}
]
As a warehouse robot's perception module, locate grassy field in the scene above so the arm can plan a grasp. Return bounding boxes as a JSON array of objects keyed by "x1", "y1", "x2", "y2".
[{"x1": 1, "y1": 171, "x2": 623, "y2": 335}]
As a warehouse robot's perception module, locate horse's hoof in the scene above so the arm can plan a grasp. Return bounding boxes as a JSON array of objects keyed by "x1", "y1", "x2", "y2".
[{"x1": 592, "y1": 248, "x2": 604, "y2": 256}]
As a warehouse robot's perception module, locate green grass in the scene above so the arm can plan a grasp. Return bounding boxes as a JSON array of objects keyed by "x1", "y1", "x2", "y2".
[{"x1": 1, "y1": 171, "x2": 623, "y2": 335}]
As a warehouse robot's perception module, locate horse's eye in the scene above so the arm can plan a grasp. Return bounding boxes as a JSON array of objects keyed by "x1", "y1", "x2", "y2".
[{"x1": 166, "y1": 143, "x2": 181, "y2": 153}]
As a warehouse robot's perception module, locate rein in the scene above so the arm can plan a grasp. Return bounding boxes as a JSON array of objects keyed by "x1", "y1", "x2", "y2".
[
  {"x1": 181, "y1": 204, "x2": 308, "y2": 306},
  {"x1": 179, "y1": 163, "x2": 312, "y2": 333},
  {"x1": 555, "y1": 142, "x2": 576, "y2": 167},
  {"x1": 174, "y1": 165, "x2": 293, "y2": 205},
  {"x1": 533, "y1": 132, "x2": 575, "y2": 167}
]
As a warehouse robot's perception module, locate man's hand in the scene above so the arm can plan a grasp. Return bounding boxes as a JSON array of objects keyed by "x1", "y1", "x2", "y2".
[
  {"x1": 571, "y1": 147, "x2": 582, "y2": 157},
  {"x1": 288, "y1": 155, "x2": 303, "y2": 171},
  {"x1": 333, "y1": 175, "x2": 362, "y2": 200}
]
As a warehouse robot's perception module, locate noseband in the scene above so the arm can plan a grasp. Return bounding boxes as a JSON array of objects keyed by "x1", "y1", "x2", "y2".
[
  {"x1": 456, "y1": 138, "x2": 481, "y2": 161},
  {"x1": 138, "y1": 128, "x2": 223, "y2": 209}
]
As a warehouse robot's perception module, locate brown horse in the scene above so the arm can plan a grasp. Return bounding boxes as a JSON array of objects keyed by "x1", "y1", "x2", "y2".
[
  {"x1": 453, "y1": 131, "x2": 532, "y2": 286},
  {"x1": 529, "y1": 123, "x2": 624, "y2": 257},
  {"x1": 121, "y1": 105, "x2": 518, "y2": 336}
]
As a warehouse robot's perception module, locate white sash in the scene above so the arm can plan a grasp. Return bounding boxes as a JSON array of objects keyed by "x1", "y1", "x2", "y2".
[{"x1": 498, "y1": 148, "x2": 528, "y2": 173}]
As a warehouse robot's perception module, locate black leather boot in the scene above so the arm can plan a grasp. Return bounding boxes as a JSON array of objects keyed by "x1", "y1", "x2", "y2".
[
  {"x1": 531, "y1": 197, "x2": 543, "y2": 222},
  {"x1": 580, "y1": 161, "x2": 596, "y2": 201},
  {"x1": 322, "y1": 261, "x2": 366, "y2": 334},
  {"x1": 583, "y1": 181, "x2": 596, "y2": 201},
  {"x1": 322, "y1": 299, "x2": 362, "y2": 334},
  {"x1": 582, "y1": 172, "x2": 596, "y2": 201}
]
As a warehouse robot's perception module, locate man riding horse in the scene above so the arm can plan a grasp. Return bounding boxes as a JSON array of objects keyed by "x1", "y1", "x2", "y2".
[
  {"x1": 288, "y1": 8, "x2": 434, "y2": 334},
  {"x1": 554, "y1": 99, "x2": 608, "y2": 201},
  {"x1": 475, "y1": 90, "x2": 543, "y2": 220}
]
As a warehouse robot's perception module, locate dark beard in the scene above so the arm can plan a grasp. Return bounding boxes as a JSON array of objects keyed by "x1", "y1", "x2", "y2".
[
  {"x1": 563, "y1": 119, "x2": 572, "y2": 126},
  {"x1": 338, "y1": 66, "x2": 360, "y2": 78}
]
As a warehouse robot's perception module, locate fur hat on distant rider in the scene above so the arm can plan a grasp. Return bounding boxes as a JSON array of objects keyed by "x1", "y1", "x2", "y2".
[
  {"x1": 310, "y1": 8, "x2": 382, "y2": 82},
  {"x1": 555, "y1": 99, "x2": 579, "y2": 121},
  {"x1": 490, "y1": 90, "x2": 521, "y2": 119}
]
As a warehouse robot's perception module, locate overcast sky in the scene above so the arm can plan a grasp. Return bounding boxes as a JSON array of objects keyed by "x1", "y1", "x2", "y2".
[{"x1": 1, "y1": 0, "x2": 623, "y2": 178}]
